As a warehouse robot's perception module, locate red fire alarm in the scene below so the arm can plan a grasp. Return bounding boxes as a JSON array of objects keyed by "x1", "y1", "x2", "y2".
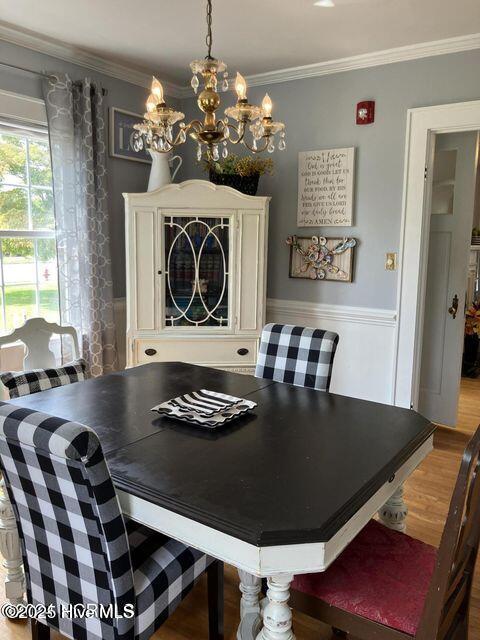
[{"x1": 356, "y1": 100, "x2": 375, "y2": 125}]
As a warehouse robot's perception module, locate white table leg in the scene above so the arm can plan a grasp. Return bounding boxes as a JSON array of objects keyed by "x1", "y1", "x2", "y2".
[
  {"x1": 0, "y1": 475, "x2": 25, "y2": 605},
  {"x1": 256, "y1": 574, "x2": 295, "y2": 640},
  {"x1": 378, "y1": 484, "x2": 408, "y2": 532},
  {"x1": 237, "y1": 570, "x2": 263, "y2": 640}
]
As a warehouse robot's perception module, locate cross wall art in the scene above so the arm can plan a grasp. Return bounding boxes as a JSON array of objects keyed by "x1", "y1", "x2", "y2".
[{"x1": 287, "y1": 235, "x2": 357, "y2": 282}]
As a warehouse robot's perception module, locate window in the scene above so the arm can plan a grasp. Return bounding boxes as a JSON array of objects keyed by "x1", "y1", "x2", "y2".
[{"x1": 0, "y1": 126, "x2": 58, "y2": 332}]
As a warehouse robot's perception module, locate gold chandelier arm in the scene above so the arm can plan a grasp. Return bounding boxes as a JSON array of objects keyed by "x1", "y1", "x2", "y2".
[
  {"x1": 222, "y1": 121, "x2": 245, "y2": 145},
  {"x1": 166, "y1": 120, "x2": 204, "y2": 150},
  {"x1": 243, "y1": 137, "x2": 270, "y2": 153},
  {"x1": 150, "y1": 120, "x2": 203, "y2": 153},
  {"x1": 184, "y1": 119, "x2": 204, "y2": 133}
]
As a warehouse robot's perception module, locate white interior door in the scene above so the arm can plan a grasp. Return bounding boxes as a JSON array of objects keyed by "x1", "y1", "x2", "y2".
[{"x1": 419, "y1": 131, "x2": 479, "y2": 426}]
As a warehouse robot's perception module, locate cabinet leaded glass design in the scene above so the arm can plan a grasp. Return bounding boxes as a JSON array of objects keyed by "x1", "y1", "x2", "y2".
[{"x1": 164, "y1": 215, "x2": 230, "y2": 327}]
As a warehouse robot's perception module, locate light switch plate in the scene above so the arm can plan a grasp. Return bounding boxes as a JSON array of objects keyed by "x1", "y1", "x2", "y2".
[{"x1": 386, "y1": 253, "x2": 397, "y2": 271}]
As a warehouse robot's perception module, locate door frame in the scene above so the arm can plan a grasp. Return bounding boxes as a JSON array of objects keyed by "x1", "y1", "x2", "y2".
[{"x1": 393, "y1": 100, "x2": 480, "y2": 410}]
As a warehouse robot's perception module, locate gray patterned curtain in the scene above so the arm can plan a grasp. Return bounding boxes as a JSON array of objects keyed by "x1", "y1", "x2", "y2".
[{"x1": 43, "y1": 73, "x2": 117, "y2": 376}]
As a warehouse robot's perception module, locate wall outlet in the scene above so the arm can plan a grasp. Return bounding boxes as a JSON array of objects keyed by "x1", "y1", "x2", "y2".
[{"x1": 386, "y1": 253, "x2": 397, "y2": 271}]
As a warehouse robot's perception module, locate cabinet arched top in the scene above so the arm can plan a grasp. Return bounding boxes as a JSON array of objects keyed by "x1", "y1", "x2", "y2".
[{"x1": 123, "y1": 179, "x2": 270, "y2": 211}]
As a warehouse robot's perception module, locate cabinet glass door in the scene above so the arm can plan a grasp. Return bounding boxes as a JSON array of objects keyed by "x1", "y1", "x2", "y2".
[{"x1": 163, "y1": 215, "x2": 230, "y2": 327}]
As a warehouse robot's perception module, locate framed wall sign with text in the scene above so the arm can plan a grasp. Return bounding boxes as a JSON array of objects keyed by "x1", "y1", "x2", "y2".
[{"x1": 297, "y1": 147, "x2": 355, "y2": 227}]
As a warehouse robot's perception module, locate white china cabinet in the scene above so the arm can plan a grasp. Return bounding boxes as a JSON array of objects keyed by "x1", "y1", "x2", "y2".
[{"x1": 124, "y1": 180, "x2": 269, "y2": 372}]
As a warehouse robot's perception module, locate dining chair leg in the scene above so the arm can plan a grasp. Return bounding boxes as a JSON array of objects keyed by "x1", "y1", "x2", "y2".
[
  {"x1": 449, "y1": 612, "x2": 468, "y2": 640},
  {"x1": 207, "y1": 560, "x2": 224, "y2": 640},
  {"x1": 31, "y1": 618, "x2": 50, "y2": 640}
]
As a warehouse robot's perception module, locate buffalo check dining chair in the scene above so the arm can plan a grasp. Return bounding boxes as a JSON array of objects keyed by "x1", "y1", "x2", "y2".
[
  {"x1": 289, "y1": 425, "x2": 480, "y2": 640},
  {"x1": 0, "y1": 319, "x2": 88, "y2": 611},
  {"x1": 255, "y1": 323, "x2": 339, "y2": 392},
  {"x1": 0, "y1": 402, "x2": 224, "y2": 640}
]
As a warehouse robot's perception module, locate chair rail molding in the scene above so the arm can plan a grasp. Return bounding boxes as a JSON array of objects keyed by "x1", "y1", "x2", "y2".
[
  {"x1": 267, "y1": 298, "x2": 396, "y2": 327},
  {"x1": 266, "y1": 298, "x2": 397, "y2": 405}
]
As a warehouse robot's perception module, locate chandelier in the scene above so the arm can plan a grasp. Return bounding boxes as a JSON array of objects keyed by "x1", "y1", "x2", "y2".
[{"x1": 133, "y1": 0, "x2": 286, "y2": 161}]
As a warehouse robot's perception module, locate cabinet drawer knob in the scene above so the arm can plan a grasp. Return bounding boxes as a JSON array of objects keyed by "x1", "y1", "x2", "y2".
[
  {"x1": 145, "y1": 348, "x2": 157, "y2": 356},
  {"x1": 237, "y1": 348, "x2": 249, "y2": 356}
]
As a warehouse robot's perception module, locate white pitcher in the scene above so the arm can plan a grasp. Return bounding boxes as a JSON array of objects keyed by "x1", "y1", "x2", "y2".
[{"x1": 147, "y1": 150, "x2": 182, "y2": 191}]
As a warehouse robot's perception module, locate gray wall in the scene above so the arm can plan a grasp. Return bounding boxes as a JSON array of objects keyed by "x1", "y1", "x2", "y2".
[
  {"x1": 179, "y1": 49, "x2": 480, "y2": 311},
  {"x1": 2, "y1": 39, "x2": 480, "y2": 309},
  {"x1": 0, "y1": 39, "x2": 164, "y2": 298}
]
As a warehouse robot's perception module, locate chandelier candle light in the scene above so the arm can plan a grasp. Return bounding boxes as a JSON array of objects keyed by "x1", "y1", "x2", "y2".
[{"x1": 133, "y1": 0, "x2": 286, "y2": 161}]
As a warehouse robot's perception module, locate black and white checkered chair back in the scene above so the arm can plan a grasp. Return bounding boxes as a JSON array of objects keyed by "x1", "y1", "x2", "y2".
[
  {"x1": 0, "y1": 403, "x2": 135, "y2": 640},
  {"x1": 255, "y1": 323, "x2": 339, "y2": 392}
]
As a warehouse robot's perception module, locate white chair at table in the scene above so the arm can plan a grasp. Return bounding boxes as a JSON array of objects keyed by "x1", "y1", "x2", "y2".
[
  {"x1": 0, "y1": 317, "x2": 80, "y2": 372},
  {"x1": 0, "y1": 317, "x2": 80, "y2": 608}
]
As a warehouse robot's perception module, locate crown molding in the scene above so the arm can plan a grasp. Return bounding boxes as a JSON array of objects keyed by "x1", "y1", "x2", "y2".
[
  {"x1": 0, "y1": 21, "x2": 185, "y2": 99},
  {"x1": 2, "y1": 21, "x2": 480, "y2": 101},
  {"x1": 176, "y1": 32, "x2": 480, "y2": 99},
  {"x1": 243, "y1": 32, "x2": 480, "y2": 89}
]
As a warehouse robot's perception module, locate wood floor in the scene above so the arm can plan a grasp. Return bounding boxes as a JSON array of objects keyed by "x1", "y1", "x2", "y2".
[
  {"x1": 457, "y1": 375, "x2": 480, "y2": 434},
  {"x1": 1, "y1": 381, "x2": 479, "y2": 640}
]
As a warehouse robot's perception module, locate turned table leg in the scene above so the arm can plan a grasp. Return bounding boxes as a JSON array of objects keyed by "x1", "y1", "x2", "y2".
[
  {"x1": 378, "y1": 484, "x2": 408, "y2": 532},
  {"x1": 237, "y1": 570, "x2": 263, "y2": 640},
  {"x1": 256, "y1": 574, "x2": 295, "y2": 640},
  {"x1": 0, "y1": 475, "x2": 25, "y2": 606}
]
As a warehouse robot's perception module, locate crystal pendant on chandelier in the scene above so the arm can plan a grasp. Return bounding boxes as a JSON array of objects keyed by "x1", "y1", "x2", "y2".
[
  {"x1": 222, "y1": 72, "x2": 229, "y2": 92},
  {"x1": 133, "y1": 0, "x2": 286, "y2": 160}
]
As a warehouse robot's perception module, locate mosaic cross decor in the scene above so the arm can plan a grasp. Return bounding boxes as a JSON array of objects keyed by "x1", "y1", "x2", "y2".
[{"x1": 286, "y1": 235, "x2": 357, "y2": 282}]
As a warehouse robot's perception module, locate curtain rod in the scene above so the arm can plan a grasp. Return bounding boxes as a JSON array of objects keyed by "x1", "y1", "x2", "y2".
[
  {"x1": 0, "y1": 61, "x2": 108, "y2": 94},
  {"x1": 0, "y1": 60, "x2": 53, "y2": 79}
]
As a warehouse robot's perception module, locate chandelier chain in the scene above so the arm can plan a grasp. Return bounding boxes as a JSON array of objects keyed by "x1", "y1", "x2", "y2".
[{"x1": 205, "y1": 0, "x2": 213, "y2": 59}]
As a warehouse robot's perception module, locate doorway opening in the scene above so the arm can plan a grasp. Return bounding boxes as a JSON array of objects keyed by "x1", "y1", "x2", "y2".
[
  {"x1": 418, "y1": 131, "x2": 480, "y2": 431},
  {"x1": 394, "y1": 101, "x2": 480, "y2": 422}
]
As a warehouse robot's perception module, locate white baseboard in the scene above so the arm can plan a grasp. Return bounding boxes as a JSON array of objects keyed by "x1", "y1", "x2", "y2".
[{"x1": 266, "y1": 298, "x2": 397, "y2": 405}]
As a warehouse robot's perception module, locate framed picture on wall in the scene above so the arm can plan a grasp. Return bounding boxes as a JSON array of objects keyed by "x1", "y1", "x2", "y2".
[
  {"x1": 109, "y1": 108, "x2": 151, "y2": 163},
  {"x1": 287, "y1": 235, "x2": 356, "y2": 282}
]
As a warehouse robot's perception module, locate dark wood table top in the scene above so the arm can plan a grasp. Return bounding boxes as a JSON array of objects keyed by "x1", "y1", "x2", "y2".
[
  {"x1": 10, "y1": 362, "x2": 272, "y2": 454},
  {"x1": 10, "y1": 362, "x2": 435, "y2": 547}
]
